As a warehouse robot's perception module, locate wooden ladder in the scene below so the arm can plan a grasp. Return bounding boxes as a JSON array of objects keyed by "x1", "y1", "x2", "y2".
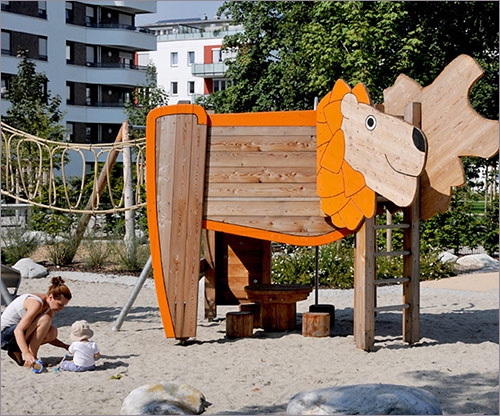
[{"x1": 354, "y1": 103, "x2": 422, "y2": 351}]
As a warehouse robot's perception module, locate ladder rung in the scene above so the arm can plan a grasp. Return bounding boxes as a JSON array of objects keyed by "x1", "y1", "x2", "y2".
[
  {"x1": 374, "y1": 277, "x2": 410, "y2": 285},
  {"x1": 374, "y1": 250, "x2": 411, "y2": 257},
  {"x1": 374, "y1": 223, "x2": 410, "y2": 230},
  {"x1": 375, "y1": 303, "x2": 410, "y2": 313}
]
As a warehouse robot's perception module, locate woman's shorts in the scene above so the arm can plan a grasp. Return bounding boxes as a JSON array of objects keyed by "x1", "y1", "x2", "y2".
[{"x1": 1, "y1": 325, "x2": 21, "y2": 352}]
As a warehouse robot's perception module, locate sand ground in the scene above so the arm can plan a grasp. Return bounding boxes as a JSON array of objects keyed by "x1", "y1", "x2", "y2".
[{"x1": 1, "y1": 271, "x2": 498, "y2": 415}]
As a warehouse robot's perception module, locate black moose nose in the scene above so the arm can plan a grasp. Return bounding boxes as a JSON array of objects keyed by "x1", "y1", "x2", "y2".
[{"x1": 412, "y1": 127, "x2": 426, "y2": 152}]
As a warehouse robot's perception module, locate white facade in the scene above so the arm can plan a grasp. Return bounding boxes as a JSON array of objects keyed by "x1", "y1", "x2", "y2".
[
  {"x1": 138, "y1": 17, "x2": 242, "y2": 104},
  {"x1": 1, "y1": 1, "x2": 156, "y2": 144}
]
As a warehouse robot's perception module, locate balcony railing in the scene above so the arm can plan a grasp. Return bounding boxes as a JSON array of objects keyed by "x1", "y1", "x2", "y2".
[
  {"x1": 66, "y1": 20, "x2": 154, "y2": 35},
  {"x1": 67, "y1": 101, "x2": 127, "y2": 108},
  {"x1": 66, "y1": 60, "x2": 147, "y2": 70},
  {"x1": 157, "y1": 28, "x2": 243, "y2": 41},
  {"x1": 191, "y1": 62, "x2": 228, "y2": 77}
]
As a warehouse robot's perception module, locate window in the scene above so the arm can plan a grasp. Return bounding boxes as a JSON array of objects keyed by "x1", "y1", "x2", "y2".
[
  {"x1": 171, "y1": 82, "x2": 178, "y2": 95},
  {"x1": 212, "y1": 49, "x2": 223, "y2": 63},
  {"x1": 1, "y1": 30, "x2": 11, "y2": 54},
  {"x1": 66, "y1": 42, "x2": 74, "y2": 63},
  {"x1": 38, "y1": 1, "x2": 46, "y2": 18},
  {"x1": 86, "y1": 45, "x2": 96, "y2": 65},
  {"x1": 38, "y1": 36, "x2": 47, "y2": 60},
  {"x1": 118, "y1": 13, "x2": 132, "y2": 27},
  {"x1": 86, "y1": 85, "x2": 97, "y2": 105},
  {"x1": 1, "y1": 73, "x2": 12, "y2": 95},
  {"x1": 86, "y1": 5, "x2": 96, "y2": 26},
  {"x1": 119, "y1": 51, "x2": 133, "y2": 68},
  {"x1": 65, "y1": 1, "x2": 73, "y2": 23},
  {"x1": 170, "y1": 52, "x2": 178, "y2": 66},
  {"x1": 213, "y1": 79, "x2": 228, "y2": 92},
  {"x1": 188, "y1": 81, "x2": 195, "y2": 95},
  {"x1": 66, "y1": 82, "x2": 74, "y2": 104},
  {"x1": 66, "y1": 122, "x2": 74, "y2": 141},
  {"x1": 187, "y1": 51, "x2": 195, "y2": 65}
]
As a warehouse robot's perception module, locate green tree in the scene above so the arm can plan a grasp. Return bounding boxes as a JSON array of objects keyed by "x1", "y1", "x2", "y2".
[
  {"x1": 2, "y1": 50, "x2": 66, "y2": 204},
  {"x1": 204, "y1": 1, "x2": 498, "y2": 116},
  {"x1": 4, "y1": 50, "x2": 65, "y2": 140},
  {"x1": 124, "y1": 64, "x2": 169, "y2": 127}
]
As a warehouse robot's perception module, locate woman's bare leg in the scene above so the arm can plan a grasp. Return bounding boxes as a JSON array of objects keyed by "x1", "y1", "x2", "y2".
[{"x1": 24, "y1": 314, "x2": 55, "y2": 359}]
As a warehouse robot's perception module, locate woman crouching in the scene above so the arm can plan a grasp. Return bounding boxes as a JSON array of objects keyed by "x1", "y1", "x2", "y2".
[{"x1": 1, "y1": 276, "x2": 72, "y2": 368}]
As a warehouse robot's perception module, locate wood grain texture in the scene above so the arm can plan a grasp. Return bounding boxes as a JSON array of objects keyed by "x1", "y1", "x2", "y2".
[
  {"x1": 383, "y1": 54, "x2": 499, "y2": 219},
  {"x1": 204, "y1": 123, "x2": 340, "y2": 242},
  {"x1": 155, "y1": 113, "x2": 207, "y2": 339},
  {"x1": 354, "y1": 216, "x2": 376, "y2": 351},
  {"x1": 302, "y1": 312, "x2": 330, "y2": 337}
]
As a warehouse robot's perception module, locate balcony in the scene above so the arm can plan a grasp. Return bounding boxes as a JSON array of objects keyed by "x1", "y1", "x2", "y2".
[
  {"x1": 157, "y1": 28, "x2": 243, "y2": 41},
  {"x1": 67, "y1": 21, "x2": 154, "y2": 35},
  {"x1": 192, "y1": 62, "x2": 228, "y2": 77},
  {"x1": 66, "y1": 64, "x2": 147, "y2": 87},
  {"x1": 67, "y1": 61, "x2": 147, "y2": 71}
]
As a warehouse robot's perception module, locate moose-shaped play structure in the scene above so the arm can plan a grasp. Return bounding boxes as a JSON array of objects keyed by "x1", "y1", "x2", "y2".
[{"x1": 145, "y1": 55, "x2": 498, "y2": 350}]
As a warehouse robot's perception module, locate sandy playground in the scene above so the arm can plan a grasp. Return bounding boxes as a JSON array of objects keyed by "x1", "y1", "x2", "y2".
[{"x1": 1, "y1": 270, "x2": 498, "y2": 415}]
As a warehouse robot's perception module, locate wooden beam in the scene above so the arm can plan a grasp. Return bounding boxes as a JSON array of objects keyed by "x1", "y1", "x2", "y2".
[
  {"x1": 403, "y1": 102, "x2": 421, "y2": 344},
  {"x1": 354, "y1": 216, "x2": 376, "y2": 351},
  {"x1": 203, "y1": 230, "x2": 217, "y2": 320}
]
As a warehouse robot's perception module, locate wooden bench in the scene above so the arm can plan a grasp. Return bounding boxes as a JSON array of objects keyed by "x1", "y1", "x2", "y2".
[{"x1": 244, "y1": 284, "x2": 312, "y2": 331}]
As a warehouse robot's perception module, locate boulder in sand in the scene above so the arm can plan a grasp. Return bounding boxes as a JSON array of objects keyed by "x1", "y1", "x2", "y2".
[
  {"x1": 287, "y1": 383, "x2": 442, "y2": 415},
  {"x1": 13, "y1": 258, "x2": 48, "y2": 279},
  {"x1": 121, "y1": 382, "x2": 208, "y2": 415},
  {"x1": 456, "y1": 254, "x2": 498, "y2": 271},
  {"x1": 439, "y1": 252, "x2": 458, "y2": 264}
]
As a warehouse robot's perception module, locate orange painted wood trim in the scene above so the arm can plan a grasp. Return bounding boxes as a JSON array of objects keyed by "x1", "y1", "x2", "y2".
[
  {"x1": 146, "y1": 104, "x2": 208, "y2": 338},
  {"x1": 203, "y1": 219, "x2": 352, "y2": 246},
  {"x1": 208, "y1": 110, "x2": 316, "y2": 127}
]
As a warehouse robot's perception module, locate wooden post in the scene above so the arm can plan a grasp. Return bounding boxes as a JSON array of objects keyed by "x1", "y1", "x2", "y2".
[
  {"x1": 203, "y1": 230, "x2": 217, "y2": 320},
  {"x1": 302, "y1": 312, "x2": 330, "y2": 337},
  {"x1": 239, "y1": 302, "x2": 261, "y2": 328},
  {"x1": 123, "y1": 121, "x2": 136, "y2": 260},
  {"x1": 403, "y1": 102, "x2": 421, "y2": 344},
  {"x1": 386, "y1": 210, "x2": 392, "y2": 252},
  {"x1": 354, "y1": 216, "x2": 376, "y2": 351},
  {"x1": 65, "y1": 122, "x2": 125, "y2": 262},
  {"x1": 226, "y1": 311, "x2": 253, "y2": 338}
]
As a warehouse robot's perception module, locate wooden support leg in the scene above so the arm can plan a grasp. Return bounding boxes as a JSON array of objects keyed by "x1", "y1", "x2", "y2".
[
  {"x1": 403, "y1": 181, "x2": 420, "y2": 344},
  {"x1": 354, "y1": 216, "x2": 376, "y2": 351},
  {"x1": 203, "y1": 230, "x2": 217, "y2": 321},
  {"x1": 403, "y1": 102, "x2": 421, "y2": 344}
]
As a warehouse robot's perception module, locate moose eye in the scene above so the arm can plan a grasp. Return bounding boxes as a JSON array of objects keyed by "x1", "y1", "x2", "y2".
[{"x1": 365, "y1": 115, "x2": 377, "y2": 131}]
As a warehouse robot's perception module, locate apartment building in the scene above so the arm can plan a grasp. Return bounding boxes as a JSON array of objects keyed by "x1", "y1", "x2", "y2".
[
  {"x1": 138, "y1": 15, "x2": 243, "y2": 104},
  {"x1": 1, "y1": 1, "x2": 156, "y2": 144}
]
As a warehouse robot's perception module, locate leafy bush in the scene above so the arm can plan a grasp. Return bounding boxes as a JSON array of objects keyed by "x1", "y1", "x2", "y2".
[
  {"x1": 111, "y1": 240, "x2": 150, "y2": 272},
  {"x1": 272, "y1": 238, "x2": 354, "y2": 289},
  {"x1": 1, "y1": 226, "x2": 40, "y2": 265},
  {"x1": 272, "y1": 236, "x2": 457, "y2": 289},
  {"x1": 46, "y1": 237, "x2": 75, "y2": 266},
  {"x1": 83, "y1": 238, "x2": 111, "y2": 269}
]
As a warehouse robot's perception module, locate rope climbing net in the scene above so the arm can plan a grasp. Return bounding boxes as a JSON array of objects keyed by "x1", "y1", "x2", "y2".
[{"x1": 1, "y1": 122, "x2": 147, "y2": 214}]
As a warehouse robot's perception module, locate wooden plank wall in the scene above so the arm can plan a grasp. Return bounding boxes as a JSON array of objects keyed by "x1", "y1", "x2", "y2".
[
  {"x1": 215, "y1": 232, "x2": 271, "y2": 305},
  {"x1": 204, "y1": 125, "x2": 336, "y2": 237},
  {"x1": 155, "y1": 113, "x2": 207, "y2": 339}
]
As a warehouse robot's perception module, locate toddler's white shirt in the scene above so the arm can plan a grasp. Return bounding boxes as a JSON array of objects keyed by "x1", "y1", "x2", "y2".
[{"x1": 69, "y1": 341, "x2": 99, "y2": 367}]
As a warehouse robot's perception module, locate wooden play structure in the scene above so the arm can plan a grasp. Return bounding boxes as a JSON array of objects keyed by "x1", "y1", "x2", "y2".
[{"x1": 146, "y1": 55, "x2": 498, "y2": 350}]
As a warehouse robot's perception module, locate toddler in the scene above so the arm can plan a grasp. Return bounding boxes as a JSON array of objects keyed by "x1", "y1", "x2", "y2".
[{"x1": 60, "y1": 320, "x2": 100, "y2": 372}]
